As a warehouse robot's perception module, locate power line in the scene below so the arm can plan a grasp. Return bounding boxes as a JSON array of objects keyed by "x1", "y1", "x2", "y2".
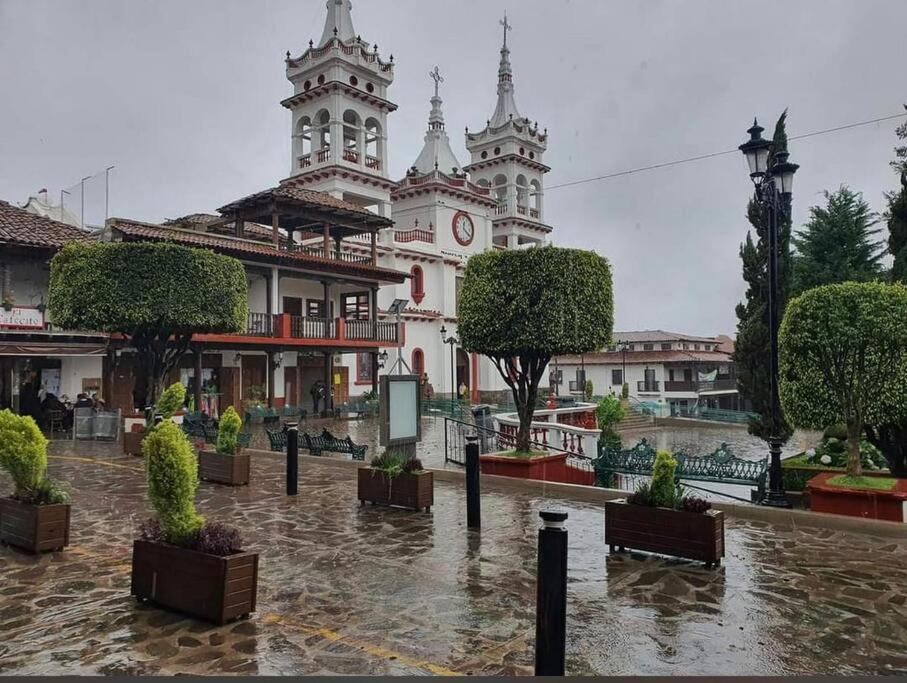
[{"x1": 545, "y1": 111, "x2": 907, "y2": 192}]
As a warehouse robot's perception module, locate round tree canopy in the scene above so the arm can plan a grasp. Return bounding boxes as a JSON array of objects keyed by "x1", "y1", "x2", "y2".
[
  {"x1": 458, "y1": 246, "x2": 614, "y2": 358},
  {"x1": 48, "y1": 241, "x2": 248, "y2": 335},
  {"x1": 779, "y1": 281, "x2": 907, "y2": 430}
]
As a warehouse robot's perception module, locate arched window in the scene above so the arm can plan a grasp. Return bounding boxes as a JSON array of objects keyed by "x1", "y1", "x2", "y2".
[
  {"x1": 493, "y1": 173, "x2": 508, "y2": 206},
  {"x1": 412, "y1": 348, "x2": 425, "y2": 378},
  {"x1": 516, "y1": 174, "x2": 529, "y2": 210},
  {"x1": 315, "y1": 109, "x2": 331, "y2": 152},
  {"x1": 295, "y1": 116, "x2": 313, "y2": 166},
  {"x1": 342, "y1": 109, "x2": 361, "y2": 162},
  {"x1": 410, "y1": 265, "x2": 425, "y2": 304},
  {"x1": 530, "y1": 179, "x2": 541, "y2": 216},
  {"x1": 365, "y1": 117, "x2": 381, "y2": 169}
]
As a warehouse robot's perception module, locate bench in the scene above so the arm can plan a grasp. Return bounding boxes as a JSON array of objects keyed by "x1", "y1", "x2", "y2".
[
  {"x1": 266, "y1": 428, "x2": 287, "y2": 452},
  {"x1": 593, "y1": 438, "x2": 767, "y2": 501},
  {"x1": 302, "y1": 428, "x2": 368, "y2": 460},
  {"x1": 334, "y1": 399, "x2": 378, "y2": 419}
]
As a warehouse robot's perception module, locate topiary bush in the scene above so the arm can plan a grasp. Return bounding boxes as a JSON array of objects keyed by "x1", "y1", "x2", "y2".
[
  {"x1": 621, "y1": 382, "x2": 629, "y2": 400},
  {"x1": 0, "y1": 410, "x2": 69, "y2": 505},
  {"x1": 216, "y1": 406, "x2": 242, "y2": 455},
  {"x1": 649, "y1": 450, "x2": 678, "y2": 508},
  {"x1": 143, "y1": 421, "x2": 203, "y2": 544},
  {"x1": 596, "y1": 395, "x2": 624, "y2": 431},
  {"x1": 155, "y1": 382, "x2": 186, "y2": 422}
]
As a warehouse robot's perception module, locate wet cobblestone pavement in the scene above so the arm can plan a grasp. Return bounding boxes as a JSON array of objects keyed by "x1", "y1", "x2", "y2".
[{"x1": 1, "y1": 441, "x2": 906, "y2": 675}]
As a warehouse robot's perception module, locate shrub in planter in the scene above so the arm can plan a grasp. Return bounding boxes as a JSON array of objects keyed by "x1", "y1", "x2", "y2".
[
  {"x1": 605, "y1": 449, "x2": 724, "y2": 567},
  {"x1": 358, "y1": 451, "x2": 433, "y2": 512},
  {"x1": 0, "y1": 410, "x2": 71, "y2": 553},
  {"x1": 125, "y1": 382, "x2": 186, "y2": 456},
  {"x1": 131, "y1": 421, "x2": 257, "y2": 623},
  {"x1": 198, "y1": 406, "x2": 249, "y2": 486}
]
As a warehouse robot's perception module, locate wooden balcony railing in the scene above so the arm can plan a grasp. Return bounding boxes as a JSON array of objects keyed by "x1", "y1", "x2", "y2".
[
  {"x1": 664, "y1": 380, "x2": 697, "y2": 392},
  {"x1": 394, "y1": 228, "x2": 435, "y2": 244},
  {"x1": 637, "y1": 381, "x2": 660, "y2": 393},
  {"x1": 239, "y1": 313, "x2": 400, "y2": 345}
]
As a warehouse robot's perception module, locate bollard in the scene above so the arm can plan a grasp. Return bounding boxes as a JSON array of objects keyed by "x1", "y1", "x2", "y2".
[
  {"x1": 153, "y1": 413, "x2": 163, "y2": 425},
  {"x1": 534, "y1": 509, "x2": 568, "y2": 676},
  {"x1": 286, "y1": 422, "x2": 299, "y2": 496},
  {"x1": 465, "y1": 435, "x2": 481, "y2": 529}
]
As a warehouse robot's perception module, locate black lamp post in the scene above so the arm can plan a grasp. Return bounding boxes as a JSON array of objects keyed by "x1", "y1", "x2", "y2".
[
  {"x1": 440, "y1": 324, "x2": 459, "y2": 402},
  {"x1": 617, "y1": 340, "x2": 630, "y2": 393},
  {"x1": 739, "y1": 118, "x2": 799, "y2": 508}
]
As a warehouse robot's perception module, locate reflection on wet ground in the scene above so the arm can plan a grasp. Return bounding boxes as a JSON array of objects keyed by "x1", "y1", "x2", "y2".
[{"x1": 1, "y1": 440, "x2": 905, "y2": 675}]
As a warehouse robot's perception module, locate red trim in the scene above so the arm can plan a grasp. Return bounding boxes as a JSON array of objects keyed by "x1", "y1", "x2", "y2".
[
  {"x1": 192, "y1": 333, "x2": 400, "y2": 349},
  {"x1": 412, "y1": 348, "x2": 425, "y2": 377},
  {"x1": 470, "y1": 352, "x2": 480, "y2": 403},
  {"x1": 410, "y1": 265, "x2": 425, "y2": 304},
  {"x1": 451, "y1": 211, "x2": 474, "y2": 246}
]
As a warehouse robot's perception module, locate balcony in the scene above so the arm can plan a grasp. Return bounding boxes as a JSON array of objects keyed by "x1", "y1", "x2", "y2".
[
  {"x1": 285, "y1": 242, "x2": 374, "y2": 265},
  {"x1": 232, "y1": 312, "x2": 400, "y2": 346},
  {"x1": 393, "y1": 228, "x2": 435, "y2": 244},
  {"x1": 637, "y1": 380, "x2": 660, "y2": 393},
  {"x1": 365, "y1": 155, "x2": 381, "y2": 171},
  {"x1": 698, "y1": 378, "x2": 738, "y2": 394},
  {"x1": 296, "y1": 148, "x2": 382, "y2": 173},
  {"x1": 664, "y1": 380, "x2": 697, "y2": 392}
]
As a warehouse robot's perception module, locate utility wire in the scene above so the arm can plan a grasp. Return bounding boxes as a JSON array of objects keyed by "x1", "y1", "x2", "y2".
[{"x1": 545, "y1": 111, "x2": 907, "y2": 191}]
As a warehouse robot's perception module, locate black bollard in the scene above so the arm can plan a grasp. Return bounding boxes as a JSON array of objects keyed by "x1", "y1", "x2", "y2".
[
  {"x1": 153, "y1": 413, "x2": 163, "y2": 425},
  {"x1": 534, "y1": 509, "x2": 568, "y2": 676},
  {"x1": 286, "y1": 422, "x2": 299, "y2": 496},
  {"x1": 465, "y1": 435, "x2": 481, "y2": 529}
]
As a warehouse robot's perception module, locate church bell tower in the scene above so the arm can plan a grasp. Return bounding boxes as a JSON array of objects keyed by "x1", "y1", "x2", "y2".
[{"x1": 282, "y1": 0, "x2": 396, "y2": 217}]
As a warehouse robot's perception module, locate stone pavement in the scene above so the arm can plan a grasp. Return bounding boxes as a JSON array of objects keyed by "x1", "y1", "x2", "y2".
[{"x1": 1, "y1": 442, "x2": 906, "y2": 675}]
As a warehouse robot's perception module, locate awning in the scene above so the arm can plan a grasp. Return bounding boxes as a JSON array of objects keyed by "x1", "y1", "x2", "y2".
[{"x1": 0, "y1": 342, "x2": 108, "y2": 357}]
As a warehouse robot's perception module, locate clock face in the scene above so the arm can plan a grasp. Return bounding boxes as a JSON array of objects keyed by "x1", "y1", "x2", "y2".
[{"x1": 452, "y1": 211, "x2": 474, "y2": 246}]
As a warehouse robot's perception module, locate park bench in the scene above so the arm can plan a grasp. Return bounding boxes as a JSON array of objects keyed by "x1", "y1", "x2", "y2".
[
  {"x1": 302, "y1": 428, "x2": 368, "y2": 460},
  {"x1": 593, "y1": 438, "x2": 767, "y2": 501},
  {"x1": 266, "y1": 428, "x2": 287, "y2": 452},
  {"x1": 334, "y1": 398, "x2": 378, "y2": 419}
]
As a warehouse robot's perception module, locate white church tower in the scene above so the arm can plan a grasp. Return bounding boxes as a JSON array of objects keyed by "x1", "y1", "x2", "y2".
[
  {"x1": 465, "y1": 14, "x2": 551, "y2": 248},
  {"x1": 283, "y1": 0, "x2": 396, "y2": 217}
]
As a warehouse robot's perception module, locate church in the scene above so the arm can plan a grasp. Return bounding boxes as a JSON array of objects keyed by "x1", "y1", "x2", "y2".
[{"x1": 287, "y1": 0, "x2": 554, "y2": 401}]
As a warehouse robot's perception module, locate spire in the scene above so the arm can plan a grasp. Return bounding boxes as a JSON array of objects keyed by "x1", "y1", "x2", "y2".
[
  {"x1": 412, "y1": 66, "x2": 461, "y2": 175},
  {"x1": 318, "y1": 0, "x2": 355, "y2": 47},
  {"x1": 488, "y1": 13, "x2": 522, "y2": 128}
]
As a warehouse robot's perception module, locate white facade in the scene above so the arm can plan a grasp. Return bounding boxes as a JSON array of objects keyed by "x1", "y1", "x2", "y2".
[{"x1": 285, "y1": 1, "x2": 556, "y2": 401}]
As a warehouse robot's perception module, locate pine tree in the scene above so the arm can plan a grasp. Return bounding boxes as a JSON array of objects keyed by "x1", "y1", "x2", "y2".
[
  {"x1": 734, "y1": 111, "x2": 793, "y2": 443},
  {"x1": 886, "y1": 105, "x2": 907, "y2": 282},
  {"x1": 791, "y1": 186, "x2": 885, "y2": 295}
]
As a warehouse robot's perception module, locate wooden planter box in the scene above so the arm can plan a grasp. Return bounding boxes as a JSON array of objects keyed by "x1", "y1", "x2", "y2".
[
  {"x1": 198, "y1": 449, "x2": 250, "y2": 486},
  {"x1": 131, "y1": 540, "x2": 258, "y2": 624},
  {"x1": 357, "y1": 469, "x2": 433, "y2": 512},
  {"x1": 0, "y1": 499, "x2": 70, "y2": 553},
  {"x1": 807, "y1": 472, "x2": 907, "y2": 522},
  {"x1": 480, "y1": 452, "x2": 568, "y2": 482},
  {"x1": 605, "y1": 499, "x2": 725, "y2": 567},
  {"x1": 123, "y1": 429, "x2": 145, "y2": 457}
]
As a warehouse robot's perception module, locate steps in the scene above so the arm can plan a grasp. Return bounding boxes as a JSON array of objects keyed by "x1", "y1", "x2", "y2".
[{"x1": 617, "y1": 400, "x2": 655, "y2": 431}]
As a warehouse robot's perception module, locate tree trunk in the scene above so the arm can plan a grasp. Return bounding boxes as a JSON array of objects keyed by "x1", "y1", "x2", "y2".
[
  {"x1": 846, "y1": 419, "x2": 863, "y2": 477},
  {"x1": 865, "y1": 424, "x2": 907, "y2": 477}
]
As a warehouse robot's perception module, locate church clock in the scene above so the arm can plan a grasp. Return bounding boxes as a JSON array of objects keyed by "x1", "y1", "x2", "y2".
[{"x1": 452, "y1": 211, "x2": 474, "y2": 246}]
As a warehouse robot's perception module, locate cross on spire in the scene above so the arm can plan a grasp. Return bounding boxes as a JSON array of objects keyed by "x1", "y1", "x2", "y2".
[
  {"x1": 500, "y1": 12, "x2": 512, "y2": 48},
  {"x1": 429, "y1": 65, "x2": 444, "y2": 98}
]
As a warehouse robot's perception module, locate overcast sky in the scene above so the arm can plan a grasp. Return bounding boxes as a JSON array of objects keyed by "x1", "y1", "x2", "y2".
[{"x1": 1, "y1": 0, "x2": 905, "y2": 336}]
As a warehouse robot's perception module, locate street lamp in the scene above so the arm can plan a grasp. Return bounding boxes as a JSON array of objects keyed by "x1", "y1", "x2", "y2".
[
  {"x1": 739, "y1": 117, "x2": 799, "y2": 508},
  {"x1": 617, "y1": 340, "x2": 630, "y2": 393},
  {"x1": 377, "y1": 349, "x2": 389, "y2": 370},
  {"x1": 439, "y1": 324, "x2": 459, "y2": 403}
]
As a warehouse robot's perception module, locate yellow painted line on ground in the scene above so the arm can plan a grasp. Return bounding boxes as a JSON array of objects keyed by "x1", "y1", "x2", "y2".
[
  {"x1": 260, "y1": 612, "x2": 463, "y2": 676},
  {"x1": 49, "y1": 455, "x2": 143, "y2": 472}
]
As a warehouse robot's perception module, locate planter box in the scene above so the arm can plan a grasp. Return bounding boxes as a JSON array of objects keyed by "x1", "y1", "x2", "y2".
[
  {"x1": 0, "y1": 499, "x2": 70, "y2": 553},
  {"x1": 604, "y1": 499, "x2": 724, "y2": 567},
  {"x1": 807, "y1": 472, "x2": 907, "y2": 522},
  {"x1": 123, "y1": 429, "x2": 145, "y2": 457},
  {"x1": 131, "y1": 540, "x2": 258, "y2": 624},
  {"x1": 198, "y1": 449, "x2": 250, "y2": 486},
  {"x1": 357, "y1": 469, "x2": 433, "y2": 512},
  {"x1": 480, "y1": 451, "x2": 568, "y2": 482}
]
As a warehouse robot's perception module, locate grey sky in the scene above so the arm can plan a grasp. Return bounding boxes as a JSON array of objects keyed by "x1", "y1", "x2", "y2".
[{"x1": 1, "y1": 0, "x2": 905, "y2": 336}]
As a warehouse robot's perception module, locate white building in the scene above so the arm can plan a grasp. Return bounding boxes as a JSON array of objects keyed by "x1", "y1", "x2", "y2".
[
  {"x1": 553, "y1": 330, "x2": 742, "y2": 414},
  {"x1": 285, "y1": 1, "x2": 554, "y2": 401}
]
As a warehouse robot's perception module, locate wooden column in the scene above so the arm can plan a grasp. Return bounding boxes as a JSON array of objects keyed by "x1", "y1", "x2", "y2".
[
  {"x1": 334, "y1": 236, "x2": 342, "y2": 260},
  {"x1": 371, "y1": 352, "x2": 378, "y2": 393},
  {"x1": 267, "y1": 351, "x2": 276, "y2": 408},
  {"x1": 271, "y1": 210, "x2": 280, "y2": 248},
  {"x1": 323, "y1": 352, "x2": 333, "y2": 414},
  {"x1": 370, "y1": 286, "x2": 378, "y2": 341},
  {"x1": 235, "y1": 215, "x2": 245, "y2": 238},
  {"x1": 370, "y1": 229, "x2": 377, "y2": 264},
  {"x1": 323, "y1": 223, "x2": 331, "y2": 258},
  {"x1": 194, "y1": 347, "x2": 203, "y2": 413}
]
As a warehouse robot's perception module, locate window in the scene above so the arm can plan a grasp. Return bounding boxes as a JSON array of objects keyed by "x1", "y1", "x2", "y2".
[
  {"x1": 643, "y1": 343, "x2": 654, "y2": 351},
  {"x1": 283, "y1": 296, "x2": 303, "y2": 316},
  {"x1": 411, "y1": 265, "x2": 425, "y2": 304},
  {"x1": 455, "y1": 276, "x2": 464, "y2": 314},
  {"x1": 356, "y1": 351, "x2": 373, "y2": 383},
  {"x1": 661, "y1": 343, "x2": 672, "y2": 350},
  {"x1": 306, "y1": 299, "x2": 325, "y2": 318},
  {"x1": 342, "y1": 292, "x2": 370, "y2": 320},
  {"x1": 682, "y1": 343, "x2": 689, "y2": 350},
  {"x1": 668, "y1": 369, "x2": 675, "y2": 381},
  {"x1": 704, "y1": 344, "x2": 711, "y2": 351},
  {"x1": 694, "y1": 343, "x2": 700, "y2": 350},
  {"x1": 412, "y1": 348, "x2": 425, "y2": 377},
  {"x1": 611, "y1": 369, "x2": 622, "y2": 385},
  {"x1": 628, "y1": 344, "x2": 636, "y2": 351}
]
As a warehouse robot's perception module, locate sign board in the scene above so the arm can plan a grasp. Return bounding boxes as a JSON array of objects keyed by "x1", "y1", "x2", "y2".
[
  {"x1": 0, "y1": 307, "x2": 44, "y2": 329},
  {"x1": 379, "y1": 374, "x2": 421, "y2": 448}
]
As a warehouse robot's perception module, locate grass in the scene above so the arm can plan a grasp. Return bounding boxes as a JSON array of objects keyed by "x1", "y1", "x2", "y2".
[{"x1": 826, "y1": 475, "x2": 898, "y2": 491}]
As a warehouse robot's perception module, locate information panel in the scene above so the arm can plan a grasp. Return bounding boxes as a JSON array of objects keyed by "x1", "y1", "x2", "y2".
[{"x1": 379, "y1": 374, "x2": 422, "y2": 447}]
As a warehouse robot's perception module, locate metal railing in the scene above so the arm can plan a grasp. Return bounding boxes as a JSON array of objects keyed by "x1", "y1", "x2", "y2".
[
  {"x1": 664, "y1": 380, "x2": 697, "y2": 392},
  {"x1": 637, "y1": 380, "x2": 660, "y2": 392},
  {"x1": 697, "y1": 378, "x2": 738, "y2": 393}
]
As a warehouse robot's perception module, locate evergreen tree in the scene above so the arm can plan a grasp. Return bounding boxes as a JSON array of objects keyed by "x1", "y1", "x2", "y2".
[
  {"x1": 734, "y1": 111, "x2": 794, "y2": 443},
  {"x1": 791, "y1": 186, "x2": 885, "y2": 295},
  {"x1": 886, "y1": 104, "x2": 907, "y2": 283}
]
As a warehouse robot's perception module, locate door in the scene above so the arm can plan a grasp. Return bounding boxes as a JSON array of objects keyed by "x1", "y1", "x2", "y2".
[
  {"x1": 683, "y1": 368, "x2": 693, "y2": 382},
  {"x1": 455, "y1": 348, "x2": 470, "y2": 396},
  {"x1": 333, "y1": 365, "x2": 349, "y2": 405},
  {"x1": 283, "y1": 296, "x2": 303, "y2": 317},
  {"x1": 241, "y1": 355, "x2": 267, "y2": 403},
  {"x1": 284, "y1": 365, "x2": 299, "y2": 408}
]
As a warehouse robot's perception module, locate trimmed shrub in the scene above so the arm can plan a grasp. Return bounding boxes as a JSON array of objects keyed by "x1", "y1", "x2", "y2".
[
  {"x1": 649, "y1": 450, "x2": 678, "y2": 508},
  {"x1": 143, "y1": 421, "x2": 203, "y2": 543},
  {"x1": 156, "y1": 382, "x2": 186, "y2": 422},
  {"x1": 0, "y1": 409, "x2": 49, "y2": 497},
  {"x1": 216, "y1": 406, "x2": 242, "y2": 455},
  {"x1": 621, "y1": 382, "x2": 629, "y2": 400},
  {"x1": 596, "y1": 395, "x2": 624, "y2": 432}
]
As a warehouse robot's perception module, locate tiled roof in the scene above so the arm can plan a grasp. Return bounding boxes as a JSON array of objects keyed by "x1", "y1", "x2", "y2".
[
  {"x1": 555, "y1": 350, "x2": 733, "y2": 365},
  {"x1": 0, "y1": 200, "x2": 89, "y2": 249},
  {"x1": 612, "y1": 330, "x2": 721, "y2": 344},
  {"x1": 109, "y1": 218, "x2": 407, "y2": 284},
  {"x1": 218, "y1": 181, "x2": 393, "y2": 227},
  {"x1": 164, "y1": 213, "x2": 288, "y2": 243}
]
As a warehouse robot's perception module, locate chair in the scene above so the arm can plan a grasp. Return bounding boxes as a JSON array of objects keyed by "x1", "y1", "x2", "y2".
[{"x1": 47, "y1": 409, "x2": 66, "y2": 436}]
